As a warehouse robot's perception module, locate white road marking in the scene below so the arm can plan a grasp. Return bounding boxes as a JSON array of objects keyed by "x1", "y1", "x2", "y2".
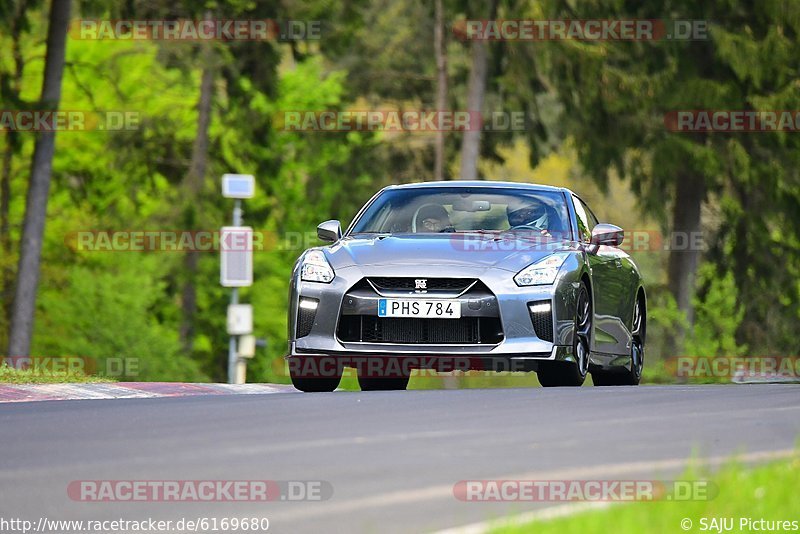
[
  {"x1": 226, "y1": 429, "x2": 481, "y2": 455},
  {"x1": 434, "y1": 501, "x2": 614, "y2": 534}
]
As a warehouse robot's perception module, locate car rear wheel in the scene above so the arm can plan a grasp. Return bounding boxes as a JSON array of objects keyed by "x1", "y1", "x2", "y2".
[
  {"x1": 537, "y1": 281, "x2": 590, "y2": 387},
  {"x1": 289, "y1": 356, "x2": 342, "y2": 392},
  {"x1": 358, "y1": 374, "x2": 410, "y2": 391},
  {"x1": 591, "y1": 296, "x2": 644, "y2": 386}
]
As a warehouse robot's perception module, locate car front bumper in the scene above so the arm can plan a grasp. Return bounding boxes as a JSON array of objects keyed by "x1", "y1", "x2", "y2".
[{"x1": 287, "y1": 261, "x2": 583, "y2": 367}]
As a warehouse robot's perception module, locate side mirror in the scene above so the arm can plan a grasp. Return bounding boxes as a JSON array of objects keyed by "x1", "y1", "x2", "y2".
[
  {"x1": 591, "y1": 223, "x2": 624, "y2": 247},
  {"x1": 317, "y1": 220, "x2": 342, "y2": 242}
]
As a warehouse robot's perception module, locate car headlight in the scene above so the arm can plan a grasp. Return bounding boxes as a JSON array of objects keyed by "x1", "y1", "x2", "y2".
[
  {"x1": 300, "y1": 250, "x2": 335, "y2": 283},
  {"x1": 514, "y1": 252, "x2": 569, "y2": 286}
]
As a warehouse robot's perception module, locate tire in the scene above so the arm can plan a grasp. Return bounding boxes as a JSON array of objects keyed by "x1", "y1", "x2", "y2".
[
  {"x1": 537, "y1": 281, "x2": 591, "y2": 387},
  {"x1": 358, "y1": 374, "x2": 410, "y2": 391},
  {"x1": 289, "y1": 356, "x2": 342, "y2": 392},
  {"x1": 591, "y1": 295, "x2": 644, "y2": 386}
]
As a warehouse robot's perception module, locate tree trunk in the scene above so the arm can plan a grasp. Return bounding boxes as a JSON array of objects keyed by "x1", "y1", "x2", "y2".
[
  {"x1": 667, "y1": 174, "x2": 706, "y2": 346},
  {"x1": 459, "y1": 0, "x2": 497, "y2": 180},
  {"x1": 179, "y1": 27, "x2": 215, "y2": 355},
  {"x1": 2, "y1": 0, "x2": 29, "y2": 338},
  {"x1": 433, "y1": 0, "x2": 448, "y2": 181},
  {"x1": 435, "y1": 0, "x2": 455, "y2": 388},
  {"x1": 1, "y1": 131, "x2": 17, "y2": 333},
  {"x1": 7, "y1": 0, "x2": 72, "y2": 357}
]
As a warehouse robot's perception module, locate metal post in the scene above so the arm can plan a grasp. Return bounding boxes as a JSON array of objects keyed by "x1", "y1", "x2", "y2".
[{"x1": 227, "y1": 199, "x2": 242, "y2": 384}]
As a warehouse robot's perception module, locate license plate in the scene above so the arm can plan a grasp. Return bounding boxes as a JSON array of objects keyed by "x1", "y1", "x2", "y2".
[{"x1": 378, "y1": 299, "x2": 461, "y2": 319}]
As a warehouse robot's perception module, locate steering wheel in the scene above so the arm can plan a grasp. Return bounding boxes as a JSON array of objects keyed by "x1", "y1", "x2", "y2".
[{"x1": 509, "y1": 225, "x2": 551, "y2": 237}]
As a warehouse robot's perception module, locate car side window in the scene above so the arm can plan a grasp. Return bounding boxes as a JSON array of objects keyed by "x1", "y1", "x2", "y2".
[
  {"x1": 572, "y1": 195, "x2": 592, "y2": 242},
  {"x1": 580, "y1": 198, "x2": 599, "y2": 231}
]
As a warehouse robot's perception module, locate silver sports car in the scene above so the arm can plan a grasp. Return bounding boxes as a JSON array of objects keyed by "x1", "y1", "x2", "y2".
[{"x1": 287, "y1": 181, "x2": 646, "y2": 391}]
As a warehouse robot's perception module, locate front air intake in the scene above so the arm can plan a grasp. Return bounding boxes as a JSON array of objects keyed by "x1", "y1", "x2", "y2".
[
  {"x1": 528, "y1": 300, "x2": 554, "y2": 342},
  {"x1": 337, "y1": 316, "x2": 503, "y2": 344},
  {"x1": 296, "y1": 298, "x2": 319, "y2": 338}
]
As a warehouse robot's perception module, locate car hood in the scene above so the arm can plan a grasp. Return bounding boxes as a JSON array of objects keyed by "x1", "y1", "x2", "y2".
[{"x1": 324, "y1": 233, "x2": 579, "y2": 273}]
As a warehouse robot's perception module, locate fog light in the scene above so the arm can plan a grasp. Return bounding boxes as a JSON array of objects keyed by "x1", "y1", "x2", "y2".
[
  {"x1": 528, "y1": 302, "x2": 551, "y2": 314},
  {"x1": 299, "y1": 298, "x2": 319, "y2": 310},
  {"x1": 528, "y1": 300, "x2": 554, "y2": 343},
  {"x1": 296, "y1": 298, "x2": 319, "y2": 338}
]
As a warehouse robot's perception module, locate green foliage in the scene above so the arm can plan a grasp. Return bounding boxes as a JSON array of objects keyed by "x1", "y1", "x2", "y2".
[
  {"x1": 642, "y1": 263, "x2": 748, "y2": 375},
  {"x1": 645, "y1": 290, "x2": 689, "y2": 359},
  {"x1": 32, "y1": 255, "x2": 207, "y2": 382},
  {"x1": 685, "y1": 265, "x2": 747, "y2": 358},
  {"x1": 641, "y1": 265, "x2": 748, "y2": 383},
  {"x1": 0, "y1": 363, "x2": 113, "y2": 384},
  {"x1": 534, "y1": 0, "x2": 800, "y2": 360},
  {"x1": 243, "y1": 56, "x2": 381, "y2": 383},
  {"x1": 641, "y1": 357, "x2": 678, "y2": 384}
]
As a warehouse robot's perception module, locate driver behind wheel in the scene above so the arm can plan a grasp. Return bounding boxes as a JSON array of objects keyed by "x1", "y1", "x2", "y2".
[
  {"x1": 416, "y1": 204, "x2": 453, "y2": 233},
  {"x1": 506, "y1": 198, "x2": 550, "y2": 233}
]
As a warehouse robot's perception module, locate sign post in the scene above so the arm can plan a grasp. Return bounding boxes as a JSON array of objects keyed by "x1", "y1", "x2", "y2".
[{"x1": 221, "y1": 174, "x2": 255, "y2": 384}]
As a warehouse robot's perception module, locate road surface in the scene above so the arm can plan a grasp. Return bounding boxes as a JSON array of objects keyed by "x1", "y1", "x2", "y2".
[{"x1": 1, "y1": 384, "x2": 799, "y2": 533}]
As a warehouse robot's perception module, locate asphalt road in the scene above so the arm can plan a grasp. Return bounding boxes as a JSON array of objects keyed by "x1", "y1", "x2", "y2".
[{"x1": 1, "y1": 385, "x2": 799, "y2": 534}]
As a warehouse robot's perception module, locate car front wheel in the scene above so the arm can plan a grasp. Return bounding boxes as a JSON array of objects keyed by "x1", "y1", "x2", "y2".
[
  {"x1": 537, "y1": 281, "x2": 590, "y2": 387},
  {"x1": 289, "y1": 356, "x2": 342, "y2": 392},
  {"x1": 591, "y1": 296, "x2": 644, "y2": 386}
]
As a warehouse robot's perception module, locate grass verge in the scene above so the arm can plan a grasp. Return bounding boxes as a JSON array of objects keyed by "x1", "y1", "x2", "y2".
[
  {"x1": 491, "y1": 453, "x2": 800, "y2": 533},
  {"x1": 0, "y1": 364, "x2": 114, "y2": 384}
]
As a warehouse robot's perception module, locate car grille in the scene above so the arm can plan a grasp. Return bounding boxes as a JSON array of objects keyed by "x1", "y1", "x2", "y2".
[
  {"x1": 528, "y1": 301, "x2": 554, "y2": 342},
  {"x1": 337, "y1": 316, "x2": 503, "y2": 344},
  {"x1": 368, "y1": 277, "x2": 475, "y2": 293}
]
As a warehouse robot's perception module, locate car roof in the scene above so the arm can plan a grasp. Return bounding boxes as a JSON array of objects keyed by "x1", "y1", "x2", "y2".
[{"x1": 386, "y1": 180, "x2": 572, "y2": 194}]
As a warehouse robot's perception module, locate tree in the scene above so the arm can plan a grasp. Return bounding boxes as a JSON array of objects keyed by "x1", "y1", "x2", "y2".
[
  {"x1": 459, "y1": 0, "x2": 498, "y2": 180},
  {"x1": 434, "y1": 0, "x2": 448, "y2": 181},
  {"x1": 8, "y1": 0, "x2": 72, "y2": 357},
  {"x1": 179, "y1": 10, "x2": 216, "y2": 354},
  {"x1": 533, "y1": 0, "x2": 800, "y2": 354},
  {"x1": 0, "y1": 0, "x2": 42, "y2": 348}
]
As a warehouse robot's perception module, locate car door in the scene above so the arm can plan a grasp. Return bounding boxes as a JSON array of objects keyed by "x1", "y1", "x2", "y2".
[{"x1": 572, "y1": 196, "x2": 628, "y2": 356}]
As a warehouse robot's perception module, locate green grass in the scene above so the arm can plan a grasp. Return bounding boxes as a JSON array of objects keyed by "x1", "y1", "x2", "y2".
[
  {"x1": 491, "y1": 454, "x2": 800, "y2": 533},
  {"x1": 0, "y1": 364, "x2": 114, "y2": 384},
  {"x1": 334, "y1": 370, "x2": 543, "y2": 391},
  {"x1": 641, "y1": 357, "x2": 678, "y2": 384}
]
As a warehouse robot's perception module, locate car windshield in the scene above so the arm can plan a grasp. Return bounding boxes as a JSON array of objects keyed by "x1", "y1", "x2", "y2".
[{"x1": 349, "y1": 186, "x2": 571, "y2": 238}]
